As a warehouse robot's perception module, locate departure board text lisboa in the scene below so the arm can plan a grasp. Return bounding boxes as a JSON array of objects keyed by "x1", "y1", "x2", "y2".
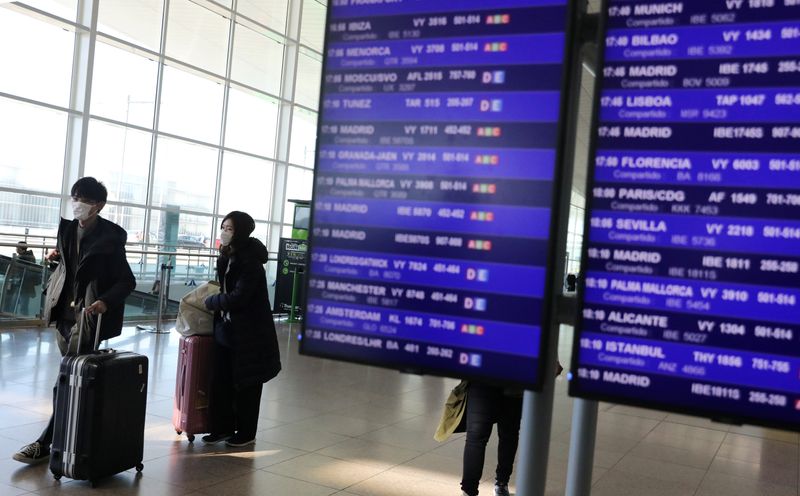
[{"x1": 571, "y1": 0, "x2": 800, "y2": 429}]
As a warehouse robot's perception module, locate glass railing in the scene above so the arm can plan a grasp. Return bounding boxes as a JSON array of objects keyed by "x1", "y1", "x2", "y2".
[
  {"x1": 0, "y1": 255, "x2": 46, "y2": 320},
  {"x1": 0, "y1": 238, "x2": 276, "y2": 325},
  {"x1": 0, "y1": 245, "x2": 216, "y2": 325},
  {"x1": 125, "y1": 241, "x2": 219, "y2": 286}
]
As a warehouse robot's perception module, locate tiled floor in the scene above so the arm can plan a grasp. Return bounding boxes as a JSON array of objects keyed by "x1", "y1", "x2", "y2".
[{"x1": 0, "y1": 323, "x2": 798, "y2": 495}]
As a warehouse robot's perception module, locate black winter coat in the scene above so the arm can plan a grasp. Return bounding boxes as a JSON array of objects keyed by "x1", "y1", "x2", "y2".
[
  {"x1": 46, "y1": 217, "x2": 136, "y2": 341},
  {"x1": 205, "y1": 238, "x2": 281, "y2": 389}
]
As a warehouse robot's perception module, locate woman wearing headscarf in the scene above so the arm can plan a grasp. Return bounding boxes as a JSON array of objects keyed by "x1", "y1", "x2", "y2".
[{"x1": 201, "y1": 211, "x2": 281, "y2": 447}]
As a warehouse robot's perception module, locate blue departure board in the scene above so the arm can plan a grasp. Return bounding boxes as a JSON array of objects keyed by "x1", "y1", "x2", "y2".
[
  {"x1": 570, "y1": 0, "x2": 800, "y2": 430},
  {"x1": 300, "y1": 0, "x2": 575, "y2": 389}
]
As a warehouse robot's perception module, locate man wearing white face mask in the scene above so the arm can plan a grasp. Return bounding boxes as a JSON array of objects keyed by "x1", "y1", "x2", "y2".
[{"x1": 12, "y1": 177, "x2": 136, "y2": 465}]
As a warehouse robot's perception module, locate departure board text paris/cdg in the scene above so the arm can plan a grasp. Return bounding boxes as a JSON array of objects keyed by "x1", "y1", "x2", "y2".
[{"x1": 571, "y1": 0, "x2": 800, "y2": 429}]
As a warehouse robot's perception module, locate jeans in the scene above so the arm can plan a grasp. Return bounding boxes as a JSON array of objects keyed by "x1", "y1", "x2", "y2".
[
  {"x1": 461, "y1": 383, "x2": 523, "y2": 496},
  {"x1": 210, "y1": 342, "x2": 263, "y2": 439}
]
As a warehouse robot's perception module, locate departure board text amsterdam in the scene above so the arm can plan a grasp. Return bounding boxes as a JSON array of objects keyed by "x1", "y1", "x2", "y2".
[
  {"x1": 571, "y1": 0, "x2": 800, "y2": 429},
  {"x1": 301, "y1": 0, "x2": 573, "y2": 388}
]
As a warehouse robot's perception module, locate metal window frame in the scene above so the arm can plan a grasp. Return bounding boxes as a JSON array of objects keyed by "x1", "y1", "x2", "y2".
[{"x1": 2, "y1": 0, "x2": 315, "y2": 261}]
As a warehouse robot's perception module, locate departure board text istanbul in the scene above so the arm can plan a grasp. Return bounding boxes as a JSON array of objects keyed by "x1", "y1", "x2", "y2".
[
  {"x1": 301, "y1": 0, "x2": 574, "y2": 388},
  {"x1": 571, "y1": 0, "x2": 800, "y2": 429}
]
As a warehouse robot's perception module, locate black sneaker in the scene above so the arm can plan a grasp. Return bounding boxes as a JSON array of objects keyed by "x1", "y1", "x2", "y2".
[
  {"x1": 201, "y1": 433, "x2": 232, "y2": 444},
  {"x1": 494, "y1": 482, "x2": 510, "y2": 496},
  {"x1": 13, "y1": 442, "x2": 50, "y2": 465},
  {"x1": 225, "y1": 434, "x2": 255, "y2": 447}
]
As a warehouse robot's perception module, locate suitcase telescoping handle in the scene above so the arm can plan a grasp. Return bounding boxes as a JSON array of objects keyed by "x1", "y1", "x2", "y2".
[{"x1": 76, "y1": 307, "x2": 103, "y2": 354}]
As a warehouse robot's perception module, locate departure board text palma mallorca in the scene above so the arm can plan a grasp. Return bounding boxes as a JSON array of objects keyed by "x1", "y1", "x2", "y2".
[
  {"x1": 571, "y1": 0, "x2": 800, "y2": 430},
  {"x1": 301, "y1": 0, "x2": 574, "y2": 388}
]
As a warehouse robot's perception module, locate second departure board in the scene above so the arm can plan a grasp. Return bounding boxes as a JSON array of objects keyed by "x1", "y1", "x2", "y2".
[
  {"x1": 300, "y1": 0, "x2": 575, "y2": 389},
  {"x1": 571, "y1": 0, "x2": 800, "y2": 430}
]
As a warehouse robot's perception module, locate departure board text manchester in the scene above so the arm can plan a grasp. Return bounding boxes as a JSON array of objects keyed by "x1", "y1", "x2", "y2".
[{"x1": 301, "y1": 0, "x2": 573, "y2": 388}]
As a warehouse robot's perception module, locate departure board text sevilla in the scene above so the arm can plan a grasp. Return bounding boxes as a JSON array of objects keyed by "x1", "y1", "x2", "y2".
[
  {"x1": 571, "y1": 0, "x2": 800, "y2": 429},
  {"x1": 300, "y1": 0, "x2": 574, "y2": 388}
]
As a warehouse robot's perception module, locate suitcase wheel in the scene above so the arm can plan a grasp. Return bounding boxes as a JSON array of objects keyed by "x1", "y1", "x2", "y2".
[
  {"x1": 187, "y1": 435, "x2": 195, "y2": 443},
  {"x1": 175, "y1": 429, "x2": 182, "y2": 435},
  {"x1": 136, "y1": 463, "x2": 144, "y2": 472},
  {"x1": 53, "y1": 474, "x2": 62, "y2": 481}
]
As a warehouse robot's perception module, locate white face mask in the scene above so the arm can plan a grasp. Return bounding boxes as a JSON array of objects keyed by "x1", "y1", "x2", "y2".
[
  {"x1": 220, "y1": 231, "x2": 234, "y2": 246},
  {"x1": 72, "y1": 201, "x2": 93, "y2": 222}
]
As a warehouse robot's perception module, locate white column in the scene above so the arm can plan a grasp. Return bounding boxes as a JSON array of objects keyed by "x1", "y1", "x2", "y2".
[
  {"x1": 60, "y1": 0, "x2": 100, "y2": 217},
  {"x1": 269, "y1": 0, "x2": 304, "y2": 252},
  {"x1": 213, "y1": 0, "x2": 239, "y2": 228},
  {"x1": 142, "y1": 0, "x2": 171, "y2": 245}
]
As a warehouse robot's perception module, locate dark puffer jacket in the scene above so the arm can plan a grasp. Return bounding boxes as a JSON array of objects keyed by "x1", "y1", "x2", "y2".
[
  {"x1": 45, "y1": 217, "x2": 136, "y2": 341},
  {"x1": 205, "y1": 238, "x2": 281, "y2": 389}
]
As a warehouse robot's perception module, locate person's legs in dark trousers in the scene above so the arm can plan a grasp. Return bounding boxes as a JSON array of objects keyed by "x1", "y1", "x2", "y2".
[
  {"x1": 35, "y1": 321, "x2": 76, "y2": 448},
  {"x1": 461, "y1": 383, "x2": 501, "y2": 496},
  {"x1": 209, "y1": 343, "x2": 236, "y2": 436},
  {"x1": 232, "y1": 383, "x2": 263, "y2": 441},
  {"x1": 494, "y1": 394, "x2": 523, "y2": 486}
]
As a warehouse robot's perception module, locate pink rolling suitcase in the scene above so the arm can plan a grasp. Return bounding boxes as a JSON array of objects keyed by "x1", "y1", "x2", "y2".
[{"x1": 172, "y1": 335, "x2": 214, "y2": 442}]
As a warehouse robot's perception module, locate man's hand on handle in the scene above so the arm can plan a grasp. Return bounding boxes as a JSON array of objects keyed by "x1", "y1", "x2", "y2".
[{"x1": 85, "y1": 300, "x2": 107, "y2": 315}]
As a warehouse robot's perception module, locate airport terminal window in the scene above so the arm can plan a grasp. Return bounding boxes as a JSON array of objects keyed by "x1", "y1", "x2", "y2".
[
  {"x1": 295, "y1": 49, "x2": 322, "y2": 110},
  {"x1": 218, "y1": 152, "x2": 274, "y2": 220},
  {"x1": 0, "y1": 8, "x2": 74, "y2": 108},
  {"x1": 288, "y1": 106, "x2": 317, "y2": 168},
  {"x1": 165, "y1": 0, "x2": 230, "y2": 77},
  {"x1": 0, "y1": 192, "x2": 60, "y2": 232},
  {"x1": 17, "y1": 0, "x2": 77, "y2": 24},
  {"x1": 148, "y1": 209, "x2": 215, "y2": 248},
  {"x1": 237, "y1": 0, "x2": 287, "y2": 35},
  {"x1": 299, "y1": 0, "x2": 325, "y2": 52},
  {"x1": 230, "y1": 20, "x2": 285, "y2": 97},
  {"x1": 224, "y1": 85, "x2": 279, "y2": 158},
  {"x1": 158, "y1": 64, "x2": 224, "y2": 145},
  {"x1": 84, "y1": 120, "x2": 152, "y2": 205},
  {"x1": 0, "y1": 98, "x2": 67, "y2": 194},
  {"x1": 96, "y1": 0, "x2": 164, "y2": 52},
  {"x1": 0, "y1": 0, "x2": 323, "y2": 260},
  {"x1": 566, "y1": 197, "x2": 586, "y2": 276},
  {"x1": 102, "y1": 205, "x2": 146, "y2": 243},
  {"x1": 90, "y1": 39, "x2": 158, "y2": 129},
  {"x1": 152, "y1": 136, "x2": 218, "y2": 213},
  {"x1": 252, "y1": 221, "x2": 271, "y2": 246},
  {"x1": 283, "y1": 166, "x2": 313, "y2": 224}
]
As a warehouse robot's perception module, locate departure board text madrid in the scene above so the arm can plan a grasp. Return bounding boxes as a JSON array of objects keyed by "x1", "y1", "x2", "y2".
[
  {"x1": 300, "y1": 0, "x2": 574, "y2": 389},
  {"x1": 571, "y1": 0, "x2": 800, "y2": 430}
]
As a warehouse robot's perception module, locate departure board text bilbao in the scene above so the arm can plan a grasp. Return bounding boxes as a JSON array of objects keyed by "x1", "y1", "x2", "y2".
[{"x1": 571, "y1": 0, "x2": 800, "y2": 428}]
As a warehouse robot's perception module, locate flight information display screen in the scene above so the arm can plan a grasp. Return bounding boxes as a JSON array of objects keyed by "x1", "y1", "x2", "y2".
[
  {"x1": 570, "y1": 1, "x2": 800, "y2": 429},
  {"x1": 300, "y1": 0, "x2": 574, "y2": 389}
]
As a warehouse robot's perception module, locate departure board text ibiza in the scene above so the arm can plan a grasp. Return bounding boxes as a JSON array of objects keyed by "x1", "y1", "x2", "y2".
[
  {"x1": 571, "y1": 0, "x2": 800, "y2": 429},
  {"x1": 300, "y1": 0, "x2": 574, "y2": 388}
]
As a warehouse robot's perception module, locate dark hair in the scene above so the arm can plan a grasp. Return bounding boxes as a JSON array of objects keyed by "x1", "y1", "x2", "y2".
[
  {"x1": 220, "y1": 211, "x2": 255, "y2": 255},
  {"x1": 71, "y1": 177, "x2": 108, "y2": 203},
  {"x1": 16, "y1": 241, "x2": 27, "y2": 250}
]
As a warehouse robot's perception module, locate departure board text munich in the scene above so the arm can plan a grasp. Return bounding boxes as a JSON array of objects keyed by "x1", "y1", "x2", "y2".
[{"x1": 571, "y1": 0, "x2": 800, "y2": 430}]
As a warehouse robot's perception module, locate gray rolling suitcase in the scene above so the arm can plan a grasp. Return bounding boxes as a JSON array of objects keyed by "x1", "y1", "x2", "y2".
[{"x1": 49, "y1": 312, "x2": 149, "y2": 486}]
